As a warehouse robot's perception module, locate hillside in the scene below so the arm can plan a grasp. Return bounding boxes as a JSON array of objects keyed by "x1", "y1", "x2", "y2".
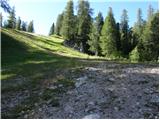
[
  {"x1": 1, "y1": 29, "x2": 159, "y2": 119},
  {"x1": 1, "y1": 28, "x2": 103, "y2": 80}
]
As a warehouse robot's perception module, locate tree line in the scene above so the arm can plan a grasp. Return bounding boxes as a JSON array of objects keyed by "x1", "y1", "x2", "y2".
[
  {"x1": 1, "y1": 5, "x2": 34, "y2": 33},
  {"x1": 49, "y1": 0, "x2": 159, "y2": 61}
]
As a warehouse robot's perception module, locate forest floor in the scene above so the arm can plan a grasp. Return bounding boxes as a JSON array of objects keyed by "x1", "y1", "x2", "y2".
[{"x1": 1, "y1": 29, "x2": 159, "y2": 119}]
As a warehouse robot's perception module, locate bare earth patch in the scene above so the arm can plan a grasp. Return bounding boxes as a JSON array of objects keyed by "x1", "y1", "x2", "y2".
[{"x1": 1, "y1": 62, "x2": 159, "y2": 119}]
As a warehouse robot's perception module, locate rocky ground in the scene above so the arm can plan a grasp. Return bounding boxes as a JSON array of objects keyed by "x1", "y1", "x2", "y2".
[{"x1": 1, "y1": 62, "x2": 159, "y2": 119}]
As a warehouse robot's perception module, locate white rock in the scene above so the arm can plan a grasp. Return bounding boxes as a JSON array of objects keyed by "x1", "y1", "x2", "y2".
[
  {"x1": 75, "y1": 76, "x2": 88, "y2": 88},
  {"x1": 82, "y1": 113, "x2": 100, "y2": 119},
  {"x1": 77, "y1": 76, "x2": 88, "y2": 81}
]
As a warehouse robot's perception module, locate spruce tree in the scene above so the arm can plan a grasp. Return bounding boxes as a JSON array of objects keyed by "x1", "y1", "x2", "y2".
[
  {"x1": 115, "y1": 22, "x2": 121, "y2": 51},
  {"x1": 139, "y1": 11, "x2": 159, "y2": 61},
  {"x1": 133, "y1": 8, "x2": 144, "y2": 45},
  {"x1": 49, "y1": 22, "x2": 54, "y2": 35},
  {"x1": 16, "y1": 17, "x2": 21, "y2": 30},
  {"x1": 147, "y1": 5, "x2": 154, "y2": 20},
  {"x1": 120, "y1": 9, "x2": 130, "y2": 56},
  {"x1": 27, "y1": 20, "x2": 34, "y2": 33},
  {"x1": 96, "y1": 12, "x2": 104, "y2": 35},
  {"x1": 100, "y1": 7, "x2": 117, "y2": 57},
  {"x1": 88, "y1": 12, "x2": 103, "y2": 56},
  {"x1": 21, "y1": 21, "x2": 27, "y2": 31},
  {"x1": 77, "y1": 0, "x2": 92, "y2": 53},
  {"x1": 55, "y1": 13, "x2": 64, "y2": 35},
  {"x1": 61, "y1": 0, "x2": 75, "y2": 40},
  {"x1": 0, "y1": 13, "x2": 2, "y2": 27},
  {"x1": 7, "y1": 6, "x2": 16, "y2": 28},
  {"x1": 130, "y1": 8, "x2": 145, "y2": 61}
]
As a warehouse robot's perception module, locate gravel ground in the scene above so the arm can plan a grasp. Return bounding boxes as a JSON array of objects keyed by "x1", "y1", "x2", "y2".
[{"x1": 1, "y1": 62, "x2": 159, "y2": 119}]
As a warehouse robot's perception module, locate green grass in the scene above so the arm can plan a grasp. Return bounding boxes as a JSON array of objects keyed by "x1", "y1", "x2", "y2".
[{"x1": 1, "y1": 28, "x2": 102, "y2": 80}]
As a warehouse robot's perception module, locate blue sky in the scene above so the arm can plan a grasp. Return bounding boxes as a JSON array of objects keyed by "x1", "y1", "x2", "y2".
[{"x1": 1, "y1": 0, "x2": 159, "y2": 35}]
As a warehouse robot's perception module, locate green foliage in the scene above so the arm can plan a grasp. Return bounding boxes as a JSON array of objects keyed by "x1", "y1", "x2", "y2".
[
  {"x1": 49, "y1": 22, "x2": 54, "y2": 35},
  {"x1": 21, "y1": 21, "x2": 27, "y2": 31},
  {"x1": 61, "y1": 0, "x2": 75, "y2": 40},
  {"x1": 88, "y1": 12, "x2": 103, "y2": 56},
  {"x1": 115, "y1": 22, "x2": 121, "y2": 51},
  {"x1": 129, "y1": 46, "x2": 140, "y2": 61},
  {"x1": 88, "y1": 22, "x2": 99, "y2": 55},
  {"x1": 16, "y1": 17, "x2": 21, "y2": 30},
  {"x1": 55, "y1": 13, "x2": 64, "y2": 35},
  {"x1": 7, "y1": 6, "x2": 16, "y2": 28},
  {"x1": 147, "y1": 5, "x2": 154, "y2": 20},
  {"x1": 139, "y1": 11, "x2": 159, "y2": 61},
  {"x1": 77, "y1": 0, "x2": 92, "y2": 53},
  {"x1": 27, "y1": 20, "x2": 34, "y2": 33},
  {"x1": 120, "y1": 9, "x2": 130, "y2": 56},
  {"x1": 132, "y1": 8, "x2": 145, "y2": 49},
  {"x1": 100, "y1": 7, "x2": 117, "y2": 57}
]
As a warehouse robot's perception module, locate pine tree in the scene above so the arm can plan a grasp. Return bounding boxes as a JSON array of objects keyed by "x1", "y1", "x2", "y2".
[
  {"x1": 88, "y1": 22, "x2": 99, "y2": 56},
  {"x1": 55, "y1": 13, "x2": 64, "y2": 35},
  {"x1": 115, "y1": 22, "x2": 121, "y2": 51},
  {"x1": 7, "y1": 6, "x2": 16, "y2": 28},
  {"x1": 139, "y1": 11, "x2": 159, "y2": 61},
  {"x1": 0, "y1": 13, "x2": 2, "y2": 27},
  {"x1": 16, "y1": 17, "x2": 21, "y2": 30},
  {"x1": 61, "y1": 0, "x2": 75, "y2": 40},
  {"x1": 147, "y1": 4, "x2": 154, "y2": 20},
  {"x1": 133, "y1": 8, "x2": 145, "y2": 45},
  {"x1": 130, "y1": 8, "x2": 145, "y2": 61},
  {"x1": 100, "y1": 7, "x2": 117, "y2": 57},
  {"x1": 27, "y1": 20, "x2": 34, "y2": 33},
  {"x1": 88, "y1": 12, "x2": 103, "y2": 56},
  {"x1": 120, "y1": 9, "x2": 130, "y2": 56},
  {"x1": 49, "y1": 22, "x2": 54, "y2": 35},
  {"x1": 96, "y1": 12, "x2": 104, "y2": 35},
  {"x1": 77, "y1": 0, "x2": 92, "y2": 53},
  {"x1": 21, "y1": 21, "x2": 27, "y2": 31}
]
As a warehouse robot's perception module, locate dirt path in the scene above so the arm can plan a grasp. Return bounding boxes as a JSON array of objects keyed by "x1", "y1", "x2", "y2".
[{"x1": 27, "y1": 62, "x2": 159, "y2": 119}]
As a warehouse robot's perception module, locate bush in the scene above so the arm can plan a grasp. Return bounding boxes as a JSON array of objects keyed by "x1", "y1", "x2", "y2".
[{"x1": 129, "y1": 46, "x2": 140, "y2": 62}]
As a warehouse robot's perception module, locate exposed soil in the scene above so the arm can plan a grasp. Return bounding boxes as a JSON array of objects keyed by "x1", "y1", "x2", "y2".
[{"x1": 1, "y1": 62, "x2": 159, "y2": 119}]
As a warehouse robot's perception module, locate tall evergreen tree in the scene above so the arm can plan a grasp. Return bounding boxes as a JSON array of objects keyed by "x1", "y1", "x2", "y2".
[
  {"x1": 77, "y1": 0, "x2": 92, "y2": 53},
  {"x1": 88, "y1": 12, "x2": 103, "y2": 56},
  {"x1": 147, "y1": 5, "x2": 154, "y2": 20},
  {"x1": 139, "y1": 11, "x2": 159, "y2": 61},
  {"x1": 0, "y1": 13, "x2": 2, "y2": 27},
  {"x1": 21, "y1": 21, "x2": 27, "y2": 31},
  {"x1": 100, "y1": 7, "x2": 117, "y2": 57},
  {"x1": 7, "y1": 6, "x2": 16, "y2": 28},
  {"x1": 115, "y1": 22, "x2": 121, "y2": 51},
  {"x1": 16, "y1": 17, "x2": 21, "y2": 30},
  {"x1": 96, "y1": 12, "x2": 104, "y2": 35},
  {"x1": 61, "y1": 0, "x2": 75, "y2": 40},
  {"x1": 55, "y1": 13, "x2": 64, "y2": 35},
  {"x1": 133, "y1": 8, "x2": 144, "y2": 41},
  {"x1": 120, "y1": 9, "x2": 130, "y2": 56},
  {"x1": 49, "y1": 22, "x2": 54, "y2": 35},
  {"x1": 27, "y1": 20, "x2": 34, "y2": 33}
]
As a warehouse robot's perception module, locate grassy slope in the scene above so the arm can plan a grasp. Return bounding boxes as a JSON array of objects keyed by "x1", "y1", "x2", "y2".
[
  {"x1": 1, "y1": 28, "x2": 104, "y2": 92},
  {"x1": 1, "y1": 28, "x2": 105, "y2": 118}
]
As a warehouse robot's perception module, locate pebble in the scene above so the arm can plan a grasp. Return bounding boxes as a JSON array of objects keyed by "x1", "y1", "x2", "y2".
[{"x1": 82, "y1": 113, "x2": 100, "y2": 119}]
